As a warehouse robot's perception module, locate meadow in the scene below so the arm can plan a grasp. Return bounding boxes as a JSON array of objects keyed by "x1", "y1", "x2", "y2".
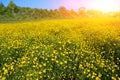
[{"x1": 0, "y1": 18, "x2": 120, "y2": 80}]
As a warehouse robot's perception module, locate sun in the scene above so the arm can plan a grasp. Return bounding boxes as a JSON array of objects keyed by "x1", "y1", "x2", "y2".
[{"x1": 90, "y1": 0, "x2": 119, "y2": 12}]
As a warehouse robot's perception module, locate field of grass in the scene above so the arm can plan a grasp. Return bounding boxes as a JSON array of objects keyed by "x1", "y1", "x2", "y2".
[{"x1": 0, "y1": 18, "x2": 120, "y2": 80}]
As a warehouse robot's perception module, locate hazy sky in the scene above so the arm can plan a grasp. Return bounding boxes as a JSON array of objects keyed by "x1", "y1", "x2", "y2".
[{"x1": 1, "y1": 0, "x2": 120, "y2": 11}]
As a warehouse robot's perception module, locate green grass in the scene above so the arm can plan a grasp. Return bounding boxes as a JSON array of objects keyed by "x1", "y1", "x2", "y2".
[{"x1": 0, "y1": 18, "x2": 120, "y2": 80}]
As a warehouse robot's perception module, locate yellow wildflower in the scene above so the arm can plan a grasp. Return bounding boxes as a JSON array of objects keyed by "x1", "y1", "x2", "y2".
[{"x1": 95, "y1": 77, "x2": 101, "y2": 80}]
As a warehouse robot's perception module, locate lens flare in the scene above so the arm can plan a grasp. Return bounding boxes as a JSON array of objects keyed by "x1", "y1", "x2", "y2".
[{"x1": 90, "y1": 0, "x2": 119, "y2": 12}]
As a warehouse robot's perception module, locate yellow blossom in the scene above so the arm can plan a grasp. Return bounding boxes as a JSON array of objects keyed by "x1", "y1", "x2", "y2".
[
  {"x1": 2, "y1": 77, "x2": 6, "y2": 80},
  {"x1": 95, "y1": 77, "x2": 101, "y2": 80},
  {"x1": 3, "y1": 69, "x2": 8, "y2": 74}
]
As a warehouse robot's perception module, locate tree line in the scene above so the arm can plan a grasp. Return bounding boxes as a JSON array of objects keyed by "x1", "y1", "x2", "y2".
[{"x1": 0, "y1": 1, "x2": 120, "y2": 22}]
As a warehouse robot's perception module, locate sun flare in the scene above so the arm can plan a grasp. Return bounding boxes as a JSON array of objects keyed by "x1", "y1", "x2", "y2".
[{"x1": 90, "y1": 0, "x2": 119, "y2": 12}]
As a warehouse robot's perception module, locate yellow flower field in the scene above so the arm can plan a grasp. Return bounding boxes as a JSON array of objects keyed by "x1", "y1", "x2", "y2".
[{"x1": 0, "y1": 18, "x2": 120, "y2": 80}]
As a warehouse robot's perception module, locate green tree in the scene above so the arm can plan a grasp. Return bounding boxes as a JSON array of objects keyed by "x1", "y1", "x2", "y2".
[
  {"x1": 78, "y1": 7, "x2": 86, "y2": 17},
  {"x1": 59, "y1": 6, "x2": 69, "y2": 18},
  {"x1": 54, "y1": 9, "x2": 59, "y2": 17},
  {"x1": 7, "y1": 1, "x2": 18, "y2": 15},
  {"x1": 31, "y1": 8, "x2": 41, "y2": 19},
  {"x1": 87, "y1": 10, "x2": 103, "y2": 17},
  {"x1": 59, "y1": 6, "x2": 67, "y2": 12},
  {"x1": 0, "y1": 2, "x2": 5, "y2": 15},
  {"x1": 69, "y1": 9, "x2": 78, "y2": 18}
]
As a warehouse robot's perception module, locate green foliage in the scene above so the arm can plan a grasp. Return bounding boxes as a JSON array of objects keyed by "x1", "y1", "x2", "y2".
[
  {"x1": 1, "y1": 1, "x2": 120, "y2": 22},
  {"x1": 0, "y1": 2, "x2": 5, "y2": 15},
  {"x1": 7, "y1": 1, "x2": 18, "y2": 14}
]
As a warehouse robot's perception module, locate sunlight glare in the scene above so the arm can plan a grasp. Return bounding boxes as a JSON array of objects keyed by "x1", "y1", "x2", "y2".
[{"x1": 90, "y1": 0, "x2": 119, "y2": 12}]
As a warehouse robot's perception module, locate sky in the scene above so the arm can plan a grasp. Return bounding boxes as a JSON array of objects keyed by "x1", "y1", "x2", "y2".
[{"x1": 0, "y1": 0, "x2": 120, "y2": 11}]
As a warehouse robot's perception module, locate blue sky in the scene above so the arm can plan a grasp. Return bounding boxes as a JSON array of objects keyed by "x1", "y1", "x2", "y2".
[
  {"x1": 0, "y1": 0, "x2": 87, "y2": 10},
  {"x1": 0, "y1": 0, "x2": 120, "y2": 11}
]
